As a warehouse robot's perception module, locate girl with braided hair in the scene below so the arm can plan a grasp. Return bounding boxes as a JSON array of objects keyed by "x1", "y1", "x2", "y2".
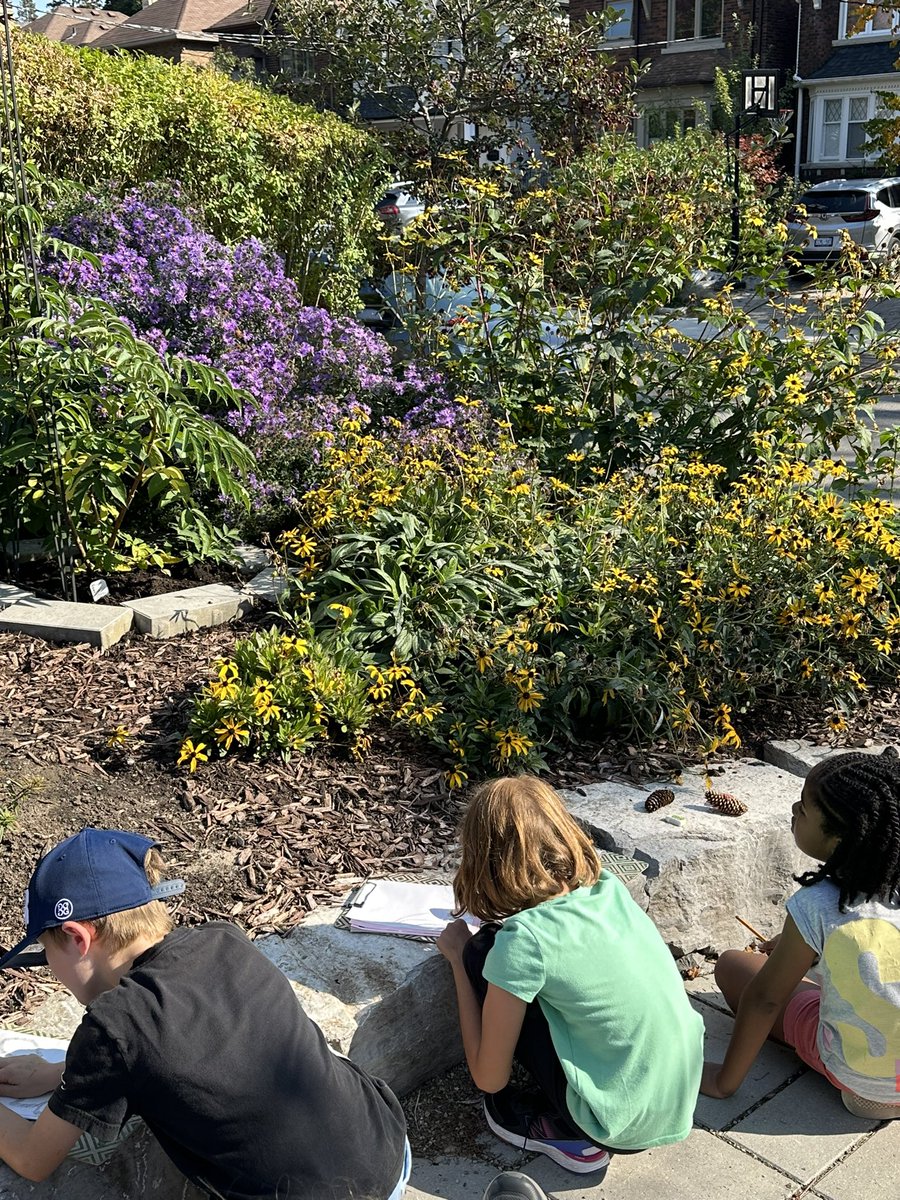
[{"x1": 701, "y1": 749, "x2": 900, "y2": 1119}]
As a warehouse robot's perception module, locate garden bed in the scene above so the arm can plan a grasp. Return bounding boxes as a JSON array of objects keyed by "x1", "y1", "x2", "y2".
[{"x1": 4, "y1": 556, "x2": 246, "y2": 605}]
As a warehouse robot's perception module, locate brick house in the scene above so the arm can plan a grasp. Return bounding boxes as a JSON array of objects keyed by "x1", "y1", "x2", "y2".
[
  {"x1": 88, "y1": 0, "x2": 248, "y2": 66},
  {"x1": 795, "y1": 0, "x2": 900, "y2": 180},
  {"x1": 570, "y1": 0, "x2": 799, "y2": 145}
]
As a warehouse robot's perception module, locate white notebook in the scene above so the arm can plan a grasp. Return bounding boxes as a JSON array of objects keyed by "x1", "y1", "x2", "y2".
[
  {"x1": 0, "y1": 1031, "x2": 68, "y2": 1121},
  {"x1": 348, "y1": 880, "x2": 479, "y2": 938}
]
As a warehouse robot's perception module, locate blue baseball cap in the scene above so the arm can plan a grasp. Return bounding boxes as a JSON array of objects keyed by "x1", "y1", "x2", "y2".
[{"x1": 0, "y1": 828, "x2": 185, "y2": 970}]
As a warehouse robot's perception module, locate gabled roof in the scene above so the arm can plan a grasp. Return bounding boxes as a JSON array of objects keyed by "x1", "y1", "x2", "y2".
[
  {"x1": 203, "y1": 0, "x2": 273, "y2": 33},
  {"x1": 26, "y1": 6, "x2": 128, "y2": 45},
  {"x1": 91, "y1": 0, "x2": 249, "y2": 47},
  {"x1": 805, "y1": 42, "x2": 900, "y2": 82}
]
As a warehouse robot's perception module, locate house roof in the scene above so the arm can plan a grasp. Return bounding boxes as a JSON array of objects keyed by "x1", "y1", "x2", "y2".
[
  {"x1": 203, "y1": 0, "x2": 273, "y2": 33},
  {"x1": 804, "y1": 42, "x2": 900, "y2": 82},
  {"x1": 91, "y1": 0, "x2": 250, "y2": 47},
  {"x1": 26, "y1": 6, "x2": 127, "y2": 45}
]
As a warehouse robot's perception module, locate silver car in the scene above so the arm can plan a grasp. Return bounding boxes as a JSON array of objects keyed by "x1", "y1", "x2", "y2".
[
  {"x1": 374, "y1": 183, "x2": 426, "y2": 233},
  {"x1": 786, "y1": 177, "x2": 900, "y2": 269}
]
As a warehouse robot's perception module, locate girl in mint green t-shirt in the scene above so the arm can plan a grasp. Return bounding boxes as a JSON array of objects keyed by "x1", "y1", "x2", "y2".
[{"x1": 436, "y1": 775, "x2": 704, "y2": 1175}]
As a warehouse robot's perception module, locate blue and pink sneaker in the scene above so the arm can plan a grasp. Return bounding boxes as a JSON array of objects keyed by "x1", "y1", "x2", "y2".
[{"x1": 483, "y1": 1091, "x2": 611, "y2": 1175}]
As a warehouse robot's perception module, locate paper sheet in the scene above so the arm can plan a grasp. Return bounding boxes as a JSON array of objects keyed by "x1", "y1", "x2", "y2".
[
  {"x1": 0, "y1": 1031, "x2": 68, "y2": 1121},
  {"x1": 348, "y1": 880, "x2": 478, "y2": 938}
]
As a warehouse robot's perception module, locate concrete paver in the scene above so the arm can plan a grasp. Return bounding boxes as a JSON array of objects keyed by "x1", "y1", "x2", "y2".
[
  {"x1": 124, "y1": 583, "x2": 254, "y2": 638},
  {"x1": 0, "y1": 598, "x2": 133, "y2": 648},
  {"x1": 692, "y1": 1003, "x2": 802, "y2": 1131},
  {"x1": 524, "y1": 1129, "x2": 796, "y2": 1200},
  {"x1": 0, "y1": 583, "x2": 32, "y2": 608},
  {"x1": 812, "y1": 1119, "x2": 900, "y2": 1200},
  {"x1": 726, "y1": 1070, "x2": 877, "y2": 1183}
]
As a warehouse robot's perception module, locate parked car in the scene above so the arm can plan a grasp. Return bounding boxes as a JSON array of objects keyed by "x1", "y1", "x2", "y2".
[
  {"x1": 786, "y1": 178, "x2": 900, "y2": 270},
  {"x1": 374, "y1": 183, "x2": 426, "y2": 233}
]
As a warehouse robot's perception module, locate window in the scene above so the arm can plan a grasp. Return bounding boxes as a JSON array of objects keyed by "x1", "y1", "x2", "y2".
[
  {"x1": 279, "y1": 48, "x2": 313, "y2": 81},
  {"x1": 839, "y1": 2, "x2": 899, "y2": 38},
  {"x1": 646, "y1": 105, "x2": 701, "y2": 143},
  {"x1": 817, "y1": 94, "x2": 874, "y2": 160},
  {"x1": 668, "y1": 0, "x2": 722, "y2": 43},
  {"x1": 604, "y1": 0, "x2": 634, "y2": 39}
]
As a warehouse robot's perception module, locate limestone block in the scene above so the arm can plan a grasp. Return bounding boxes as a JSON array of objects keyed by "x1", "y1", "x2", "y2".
[
  {"x1": 763, "y1": 738, "x2": 890, "y2": 778},
  {"x1": 241, "y1": 568, "x2": 296, "y2": 604},
  {"x1": 124, "y1": 584, "x2": 253, "y2": 638},
  {"x1": 0, "y1": 584, "x2": 32, "y2": 609},
  {"x1": 0, "y1": 600, "x2": 132, "y2": 649},
  {"x1": 0, "y1": 1125, "x2": 206, "y2": 1200},
  {"x1": 229, "y1": 543, "x2": 271, "y2": 577},
  {"x1": 562, "y1": 760, "x2": 813, "y2": 958},
  {"x1": 256, "y1": 906, "x2": 462, "y2": 1096}
]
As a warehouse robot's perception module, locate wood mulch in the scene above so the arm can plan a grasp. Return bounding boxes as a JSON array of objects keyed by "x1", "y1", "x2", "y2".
[{"x1": 1, "y1": 606, "x2": 898, "y2": 1027}]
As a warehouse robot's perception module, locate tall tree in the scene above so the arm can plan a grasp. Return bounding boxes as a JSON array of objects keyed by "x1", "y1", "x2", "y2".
[{"x1": 278, "y1": 0, "x2": 634, "y2": 182}]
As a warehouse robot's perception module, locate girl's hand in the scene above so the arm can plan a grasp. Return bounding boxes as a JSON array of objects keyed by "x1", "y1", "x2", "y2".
[
  {"x1": 700, "y1": 1061, "x2": 734, "y2": 1099},
  {"x1": 759, "y1": 934, "x2": 781, "y2": 955},
  {"x1": 0, "y1": 1054, "x2": 63, "y2": 1098},
  {"x1": 436, "y1": 919, "x2": 474, "y2": 964}
]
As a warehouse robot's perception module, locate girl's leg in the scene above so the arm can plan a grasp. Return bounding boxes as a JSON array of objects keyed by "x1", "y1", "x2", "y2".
[
  {"x1": 463, "y1": 928, "x2": 594, "y2": 1140},
  {"x1": 714, "y1": 950, "x2": 818, "y2": 1042}
]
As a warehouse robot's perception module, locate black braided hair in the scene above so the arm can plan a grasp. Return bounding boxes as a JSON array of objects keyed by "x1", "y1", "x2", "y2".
[{"x1": 795, "y1": 748, "x2": 900, "y2": 911}]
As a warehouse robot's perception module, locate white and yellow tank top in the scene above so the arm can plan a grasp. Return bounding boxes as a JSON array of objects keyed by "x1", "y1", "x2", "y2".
[{"x1": 787, "y1": 880, "x2": 900, "y2": 1102}]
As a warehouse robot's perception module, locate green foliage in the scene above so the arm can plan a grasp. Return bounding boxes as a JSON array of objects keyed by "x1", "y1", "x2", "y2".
[
  {"x1": 280, "y1": 0, "x2": 636, "y2": 183},
  {"x1": 259, "y1": 422, "x2": 900, "y2": 783},
  {"x1": 184, "y1": 626, "x2": 374, "y2": 761},
  {"x1": 11, "y1": 29, "x2": 386, "y2": 309},
  {"x1": 0, "y1": 171, "x2": 256, "y2": 573}
]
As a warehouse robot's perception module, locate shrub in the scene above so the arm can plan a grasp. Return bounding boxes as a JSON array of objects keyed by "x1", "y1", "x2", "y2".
[
  {"x1": 48, "y1": 185, "x2": 482, "y2": 531},
  {"x1": 12, "y1": 29, "x2": 385, "y2": 310},
  {"x1": 0, "y1": 175, "x2": 255, "y2": 574}
]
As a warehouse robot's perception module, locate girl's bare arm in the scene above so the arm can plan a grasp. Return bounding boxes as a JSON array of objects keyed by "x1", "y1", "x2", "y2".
[{"x1": 704, "y1": 916, "x2": 816, "y2": 1098}]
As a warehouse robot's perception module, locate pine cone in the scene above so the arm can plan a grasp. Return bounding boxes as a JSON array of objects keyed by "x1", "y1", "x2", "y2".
[
  {"x1": 645, "y1": 788, "x2": 675, "y2": 813},
  {"x1": 705, "y1": 790, "x2": 747, "y2": 816}
]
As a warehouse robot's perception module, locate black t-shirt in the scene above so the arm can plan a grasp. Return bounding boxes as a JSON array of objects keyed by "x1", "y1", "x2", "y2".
[{"x1": 48, "y1": 924, "x2": 407, "y2": 1200}]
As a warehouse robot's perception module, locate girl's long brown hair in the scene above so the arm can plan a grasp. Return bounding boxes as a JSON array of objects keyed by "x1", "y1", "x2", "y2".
[{"x1": 453, "y1": 776, "x2": 601, "y2": 921}]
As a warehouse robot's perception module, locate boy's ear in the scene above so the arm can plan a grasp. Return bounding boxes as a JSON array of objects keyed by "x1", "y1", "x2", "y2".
[{"x1": 58, "y1": 920, "x2": 98, "y2": 957}]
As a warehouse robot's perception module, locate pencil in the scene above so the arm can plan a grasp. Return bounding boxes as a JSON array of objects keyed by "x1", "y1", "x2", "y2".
[{"x1": 735, "y1": 915, "x2": 767, "y2": 942}]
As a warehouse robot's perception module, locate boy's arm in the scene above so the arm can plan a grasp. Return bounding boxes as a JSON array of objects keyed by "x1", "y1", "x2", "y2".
[
  {"x1": 0, "y1": 1103, "x2": 82, "y2": 1182},
  {"x1": 704, "y1": 916, "x2": 817, "y2": 1098}
]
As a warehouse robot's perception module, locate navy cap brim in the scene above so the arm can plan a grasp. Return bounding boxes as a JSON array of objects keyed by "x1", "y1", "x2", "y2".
[{"x1": 0, "y1": 936, "x2": 48, "y2": 970}]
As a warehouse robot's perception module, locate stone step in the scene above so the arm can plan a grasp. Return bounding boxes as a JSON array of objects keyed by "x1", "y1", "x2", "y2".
[
  {"x1": 560, "y1": 759, "x2": 809, "y2": 958},
  {"x1": 0, "y1": 599, "x2": 132, "y2": 649},
  {"x1": 123, "y1": 583, "x2": 254, "y2": 638},
  {"x1": 0, "y1": 583, "x2": 33, "y2": 609},
  {"x1": 763, "y1": 738, "x2": 893, "y2": 778}
]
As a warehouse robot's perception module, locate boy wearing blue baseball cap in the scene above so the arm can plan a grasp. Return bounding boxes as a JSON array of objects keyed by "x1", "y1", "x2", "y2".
[{"x1": 0, "y1": 828, "x2": 410, "y2": 1199}]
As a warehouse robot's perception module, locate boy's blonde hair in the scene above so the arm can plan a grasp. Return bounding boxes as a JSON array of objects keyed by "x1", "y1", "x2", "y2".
[
  {"x1": 43, "y1": 848, "x2": 174, "y2": 954},
  {"x1": 453, "y1": 776, "x2": 601, "y2": 921}
]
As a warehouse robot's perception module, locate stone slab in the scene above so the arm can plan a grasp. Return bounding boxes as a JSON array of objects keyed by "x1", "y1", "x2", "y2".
[
  {"x1": 525, "y1": 1129, "x2": 794, "y2": 1200},
  {"x1": 0, "y1": 1125, "x2": 206, "y2": 1200},
  {"x1": 691, "y1": 1002, "x2": 803, "y2": 1131},
  {"x1": 0, "y1": 584, "x2": 32, "y2": 609},
  {"x1": 229, "y1": 542, "x2": 271, "y2": 577},
  {"x1": 406, "y1": 1157, "x2": 507, "y2": 1200},
  {"x1": 123, "y1": 584, "x2": 253, "y2": 638},
  {"x1": 763, "y1": 739, "x2": 890, "y2": 778},
  {"x1": 726, "y1": 1069, "x2": 877, "y2": 1183},
  {"x1": 0, "y1": 600, "x2": 132, "y2": 649},
  {"x1": 241, "y1": 567, "x2": 296, "y2": 603},
  {"x1": 562, "y1": 760, "x2": 811, "y2": 957},
  {"x1": 257, "y1": 905, "x2": 462, "y2": 1096},
  {"x1": 812, "y1": 1120, "x2": 900, "y2": 1200}
]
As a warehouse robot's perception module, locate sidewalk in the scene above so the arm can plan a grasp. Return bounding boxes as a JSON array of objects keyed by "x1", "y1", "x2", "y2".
[{"x1": 405, "y1": 975, "x2": 896, "y2": 1200}]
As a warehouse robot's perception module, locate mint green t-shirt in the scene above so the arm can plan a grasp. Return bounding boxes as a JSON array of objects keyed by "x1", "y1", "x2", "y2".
[{"x1": 482, "y1": 873, "x2": 703, "y2": 1150}]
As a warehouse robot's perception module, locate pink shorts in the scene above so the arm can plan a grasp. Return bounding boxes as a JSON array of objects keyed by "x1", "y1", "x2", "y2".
[{"x1": 782, "y1": 989, "x2": 849, "y2": 1092}]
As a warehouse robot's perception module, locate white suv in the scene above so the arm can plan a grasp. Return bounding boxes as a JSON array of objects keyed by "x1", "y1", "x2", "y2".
[{"x1": 786, "y1": 177, "x2": 900, "y2": 269}]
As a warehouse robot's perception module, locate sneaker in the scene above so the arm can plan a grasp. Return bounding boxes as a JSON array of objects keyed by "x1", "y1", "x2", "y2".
[
  {"x1": 482, "y1": 1171, "x2": 549, "y2": 1200},
  {"x1": 483, "y1": 1092, "x2": 611, "y2": 1175},
  {"x1": 841, "y1": 1091, "x2": 900, "y2": 1120}
]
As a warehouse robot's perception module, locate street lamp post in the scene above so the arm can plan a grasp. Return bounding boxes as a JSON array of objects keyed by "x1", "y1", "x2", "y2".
[{"x1": 730, "y1": 69, "x2": 780, "y2": 272}]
